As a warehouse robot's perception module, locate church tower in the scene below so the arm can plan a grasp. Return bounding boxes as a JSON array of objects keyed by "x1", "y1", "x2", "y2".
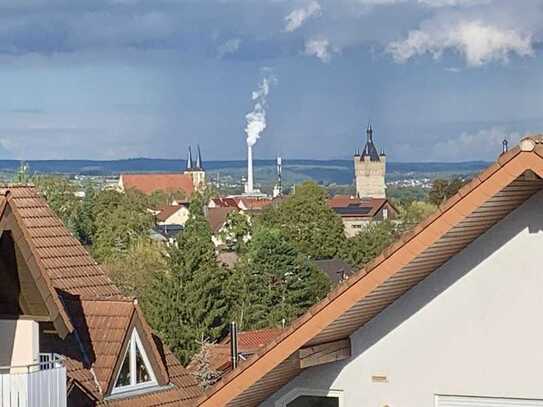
[
  {"x1": 353, "y1": 124, "x2": 386, "y2": 199},
  {"x1": 185, "y1": 145, "x2": 206, "y2": 190}
]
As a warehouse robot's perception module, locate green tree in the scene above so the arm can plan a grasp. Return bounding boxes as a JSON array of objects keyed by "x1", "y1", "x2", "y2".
[
  {"x1": 91, "y1": 189, "x2": 154, "y2": 261},
  {"x1": 32, "y1": 175, "x2": 82, "y2": 236},
  {"x1": 219, "y1": 211, "x2": 251, "y2": 253},
  {"x1": 398, "y1": 201, "x2": 437, "y2": 231},
  {"x1": 143, "y1": 194, "x2": 231, "y2": 364},
  {"x1": 231, "y1": 227, "x2": 330, "y2": 330},
  {"x1": 428, "y1": 177, "x2": 466, "y2": 206},
  {"x1": 260, "y1": 181, "x2": 345, "y2": 259},
  {"x1": 104, "y1": 238, "x2": 167, "y2": 299},
  {"x1": 339, "y1": 221, "x2": 397, "y2": 268}
]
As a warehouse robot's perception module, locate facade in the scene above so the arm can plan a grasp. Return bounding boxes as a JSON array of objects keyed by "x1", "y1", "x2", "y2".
[
  {"x1": 327, "y1": 195, "x2": 398, "y2": 237},
  {"x1": 353, "y1": 124, "x2": 386, "y2": 199},
  {"x1": 198, "y1": 135, "x2": 543, "y2": 407},
  {"x1": 0, "y1": 186, "x2": 201, "y2": 407}
]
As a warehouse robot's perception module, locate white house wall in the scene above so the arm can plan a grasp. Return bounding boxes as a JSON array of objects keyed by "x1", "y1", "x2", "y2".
[{"x1": 263, "y1": 188, "x2": 543, "y2": 407}]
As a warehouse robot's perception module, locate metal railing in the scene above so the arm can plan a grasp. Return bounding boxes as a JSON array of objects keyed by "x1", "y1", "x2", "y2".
[{"x1": 0, "y1": 354, "x2": 66, "y2": 407}]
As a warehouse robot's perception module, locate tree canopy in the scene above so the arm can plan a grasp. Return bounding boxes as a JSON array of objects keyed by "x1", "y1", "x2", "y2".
[{"x1": 260, "y1": 181, "x2": 345, "y2": 259}]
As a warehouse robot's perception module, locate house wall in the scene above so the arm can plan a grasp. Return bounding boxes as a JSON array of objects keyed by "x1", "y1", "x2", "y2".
[
  {"x1": 263, "y1": 189, "x2": 543, "y2": 406},
  {"x1": 341, "y1": 218, "x2": 371, "y2": 238},
  {"x1": 0, "y1": 319, "x2": 39, "y2": 370}
]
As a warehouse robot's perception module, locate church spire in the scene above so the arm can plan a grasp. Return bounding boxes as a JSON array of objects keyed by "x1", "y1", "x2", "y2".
[
  {"x1": 187, "y1": 146, "x2": 194, "y2": 170},
  {"x1": 196, "y1": 145, "x2": 203, "y2": 170},
  {"x1": 366, "y1": 122, "x2": 373, "y2": 143}
]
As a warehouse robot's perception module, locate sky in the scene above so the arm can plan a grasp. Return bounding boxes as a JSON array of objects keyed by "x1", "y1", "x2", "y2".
[{"x1": 0, "y1": 0, "x2": 542, "y2": 162}]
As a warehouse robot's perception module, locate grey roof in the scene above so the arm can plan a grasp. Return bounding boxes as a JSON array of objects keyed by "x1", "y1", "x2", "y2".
[
  {"x1": 360, "y1": 124, "x2": 381, "y2": 162},
  {"x1": 314, "y1": 258, "x2": 354, "y2": 285}
]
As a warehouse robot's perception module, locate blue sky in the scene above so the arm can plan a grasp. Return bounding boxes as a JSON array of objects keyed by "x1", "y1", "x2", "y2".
[{"x1": 0, "y1": 0, "x2": 542, "y2": 162}]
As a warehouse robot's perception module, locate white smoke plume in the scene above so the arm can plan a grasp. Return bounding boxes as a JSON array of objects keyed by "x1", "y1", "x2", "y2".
[{"x1": 245, "y1": 73, "x2": 276, "y2": 147}]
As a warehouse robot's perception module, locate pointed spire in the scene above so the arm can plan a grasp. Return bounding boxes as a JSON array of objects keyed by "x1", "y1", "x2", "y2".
[
  {"x1": 196, "y1": 145, "x2": 203, "y2": 170},
  {"x1": 187, "y1": 146, "x2": 194, "y2": 170},
  {"x1": 366, "y1": 122, "x2": 373, "y2": 143}
]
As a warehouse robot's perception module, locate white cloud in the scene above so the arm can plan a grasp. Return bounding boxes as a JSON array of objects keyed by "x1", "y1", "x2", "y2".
[
  {"x1": 217, "y1": 38, "x2": 241, "y2": 58},
  {"x1": 284, "y1": 1, "x2": 322, "y2": 32},
  {"x1": 304, "y1": 37, "x2": 332, "y2": 62},
  {"x1": 387, "y1": 20, "x2": 533, "y2": 66}
]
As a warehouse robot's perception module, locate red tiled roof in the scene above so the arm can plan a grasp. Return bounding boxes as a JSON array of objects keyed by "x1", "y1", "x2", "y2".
[
  {"x1": 187, "y1": 328, "x2": 283, "y2": 375},
  {"x1": 234, "y1": 197, "x2": 273, "y2": 210},
  {"x1": 121, "y1": 173, "x2": 194, "y2": 196},
  {"x1": 210, "y1": 198, "x2": 238, "y2": 208},
  {"x1": 221, "y1": 328, "x2": 283, "y2": 348}
]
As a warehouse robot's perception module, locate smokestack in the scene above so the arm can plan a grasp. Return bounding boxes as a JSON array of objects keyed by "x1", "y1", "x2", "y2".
[
  {"x1": 247, "y1": 144, "x2": 254, "y2": 193},
  {"x1": 230, "y1": 321, "x2": 238, "y2": 370}
]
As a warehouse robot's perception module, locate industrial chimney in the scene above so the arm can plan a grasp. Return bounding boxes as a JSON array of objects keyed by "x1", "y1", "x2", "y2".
[{"x1": 247, "y1": 144, "x2": 254, "y2": 194}]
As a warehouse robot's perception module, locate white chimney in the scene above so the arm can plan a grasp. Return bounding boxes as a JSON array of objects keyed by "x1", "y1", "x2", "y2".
[{"x1": 247, "y1": 144, "x2": 254, "y2": 193}]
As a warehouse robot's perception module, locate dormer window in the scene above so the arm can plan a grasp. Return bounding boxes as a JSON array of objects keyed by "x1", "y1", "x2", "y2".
[{"x1": 112, "y1": 329, "x2": 157, "y2": 394}]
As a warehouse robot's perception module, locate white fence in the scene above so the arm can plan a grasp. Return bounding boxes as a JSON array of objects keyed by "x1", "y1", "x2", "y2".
[{"x1": 0, "y1": 355, "x2": 66, "y2": 407}]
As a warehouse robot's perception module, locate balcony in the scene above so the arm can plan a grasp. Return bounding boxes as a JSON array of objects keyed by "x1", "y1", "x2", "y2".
[{"x1": 0, "y1": 354, "x2": 66, "y2": 407}]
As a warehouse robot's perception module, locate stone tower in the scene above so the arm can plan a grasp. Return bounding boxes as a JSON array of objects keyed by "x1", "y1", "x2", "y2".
[
  {"x1": 185, "y1": 145, "x2": 206, "y2": 190},
  {"x1": 354, "y1": 124, "x2": 386, "y2": 199}
]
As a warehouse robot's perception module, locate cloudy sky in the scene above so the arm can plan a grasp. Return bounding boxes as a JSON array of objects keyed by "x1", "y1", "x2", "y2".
[{"x1": 0, "y1": 0, "x2": 542, "y2": 162}]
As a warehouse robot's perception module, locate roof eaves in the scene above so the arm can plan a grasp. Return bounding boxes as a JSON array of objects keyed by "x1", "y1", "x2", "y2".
[{"x1": 4, "y1": 195, "x2": 75, "y2": 337}]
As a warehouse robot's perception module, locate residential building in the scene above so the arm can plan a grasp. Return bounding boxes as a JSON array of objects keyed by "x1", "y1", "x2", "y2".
[
  {"x1": 353, "y1": 124, "x2": 386, "y2": 199},
  {"x1": 327, "y1": 195, "x2": 398, "y2": 237},
  {"x1": 118, "y1": 146, "x2": 205, "y2": 200},
  {"x1": 206, "y1": 206, "x2": 238, "y2": 247},
  {"x1": 197, "y1": 135, "x2": 543, "y2": 407},
  {"x1": 0, "y1": 186, "x2": 201, "y2": 406}
]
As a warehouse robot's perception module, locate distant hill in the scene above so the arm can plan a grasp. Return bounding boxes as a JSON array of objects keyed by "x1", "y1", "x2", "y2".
[{"x1": 0, "y1": 158, "x2": 491, "y2": 185}]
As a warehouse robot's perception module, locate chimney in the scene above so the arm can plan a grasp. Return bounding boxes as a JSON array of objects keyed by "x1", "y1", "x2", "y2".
[
  {"x1": 247, "y1": 144, "x2": 254, "y2": 194},
  {"x1": 230, "y1": 321, "x2": 238, "y2": 370},
  {"x1": 502, "y1": 138, "x2": 509, "y2": 154}
]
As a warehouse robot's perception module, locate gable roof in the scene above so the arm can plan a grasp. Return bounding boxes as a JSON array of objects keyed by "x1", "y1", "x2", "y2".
[
  {"x1": 0, "y1": 186, "x2": 202, "y2": 406},
  {"x1": 121, "y1": 173, "x2": 194, "y2": 196},
  {"x1": 197, "y1": 135, "x2": 543, "y2": 407}
]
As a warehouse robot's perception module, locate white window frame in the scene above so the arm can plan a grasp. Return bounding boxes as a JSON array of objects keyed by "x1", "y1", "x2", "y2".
[
  {"x1": 111, "y1": 329, "x2": 158, "y2": 395},
  {"x1": 275, "y1": 388, "x2": 344, "y2": 407}
]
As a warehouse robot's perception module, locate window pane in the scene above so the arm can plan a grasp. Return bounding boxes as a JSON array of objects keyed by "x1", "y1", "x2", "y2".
[
  {"x1": 115, "y1": 350, "x2": 131, "y2": 387},
  {"x1": 135, "y1": 342, "x2": 151, "y2": 384},
  {"x1": 287, "y1": 395, "x2": 339, "y2": 407}
]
